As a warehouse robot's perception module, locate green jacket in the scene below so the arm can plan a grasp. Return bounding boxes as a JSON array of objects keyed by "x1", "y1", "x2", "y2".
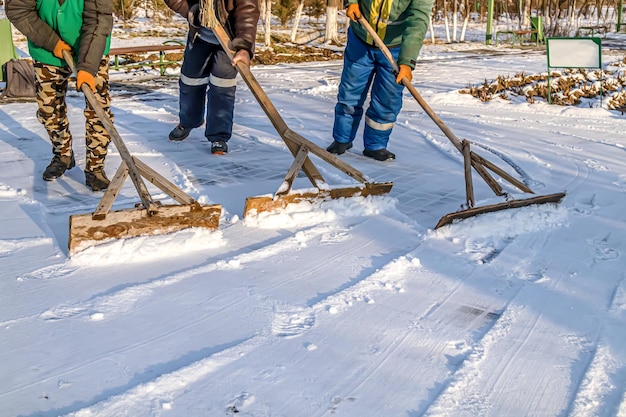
[
  {"x1": 6, "y1": 0, "x2": 113, "y2": 75},
  {"x1": 347, "y1": 0, "x2": 433, "y2": 68}
]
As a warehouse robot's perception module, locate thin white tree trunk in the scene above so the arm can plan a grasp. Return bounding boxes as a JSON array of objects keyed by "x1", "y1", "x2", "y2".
[
  {"x1": 325, "y1": 4, "x2": 339, "y2": 43},
  {"x1": 523, "y1": 0, "x2": 531, "y2": 26},
  {"x1": 429, "y1": 13, "x2": 436, "y2": 44},
  {"x1": 443, "y1": 0, "x2": 451, "y2": 42},
  {"x1": 265, "y1": 0, "x2": 272, "y2": 46},
  {"x1": 290, "y1": 0, "x2": 305, "y2": 42},
  {"x1": 452, "y1": 0, "x2": 458, "y2": 41},
  {"x1": 460, "y1": 12, "x2": 469, "y2": 41}
]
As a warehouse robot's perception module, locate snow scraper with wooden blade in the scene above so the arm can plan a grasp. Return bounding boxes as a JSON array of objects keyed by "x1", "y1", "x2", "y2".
[
  {"x1": 357, "y1": 17, "x2": 565, "y2": 228},
  {"x1": 64, "y1": 52, "x2": 221, "y2": 254},
  {"x1": 200, "y1": 2, "x2": 393, "y2": 217}
]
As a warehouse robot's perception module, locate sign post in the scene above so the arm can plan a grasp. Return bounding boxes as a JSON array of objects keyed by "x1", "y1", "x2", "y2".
[{"x1": 485, "y1": 0, "x2": 495, "y2": 44}]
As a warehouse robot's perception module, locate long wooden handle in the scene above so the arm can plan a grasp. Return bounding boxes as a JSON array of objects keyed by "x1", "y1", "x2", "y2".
[{"x1": 63, "y1": 51, "x2": 158, "y2": 212}]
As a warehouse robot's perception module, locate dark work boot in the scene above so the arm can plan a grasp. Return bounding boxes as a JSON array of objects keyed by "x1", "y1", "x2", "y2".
[
  {"x1": 211, "y1": 140, "x2": 228, "y2": 154},
  {"x1": 85, "y1": 169, "x2": 110, "y2": 192},
  {"x1": 326, "y1": 141, "x2": 353, "y2": 155},
  {"x1": 42, "y1": 153, "x2": 76, "y2": 181},
  {"x1": 169, "y1": 124, "x2": 193, "y2": 141},
  {"x1": 363, "y1": 148, "x2": 396, "y2": 161}
]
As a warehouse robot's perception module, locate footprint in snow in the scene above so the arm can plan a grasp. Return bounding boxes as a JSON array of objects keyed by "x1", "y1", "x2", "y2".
[
  {"x1": 612, "y1": 174, "x2": 626, "y2": 192},
  {"x1": 40, "y1": 305, "x2": 87, "y2": 321},
  {"x1": 586, "y1": 237, "x2": 619, "y2": 262},
  {"x1": 329, "y1": 396, "x2": 357, "y2": 414},
  {"x1": 584, "y1": 159, "x2": 608, "y2": 171},
  {"x1": 271, "y1": 306, "x2": 315, "y2": 338},
  {"x1": 320, "y1": 230, "x2": 351, "y2": 244},
  {"x1": 226, "y1": 391, "x2": 255, "y2": 414}
]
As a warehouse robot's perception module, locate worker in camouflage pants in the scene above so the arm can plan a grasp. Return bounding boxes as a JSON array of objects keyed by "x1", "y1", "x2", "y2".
[
  {"x1": 34, "y1": 58, "x2": 113, "y2": 178},
  {"x1": 6, "y1": 0, "x2": 114, "y2": 192}
]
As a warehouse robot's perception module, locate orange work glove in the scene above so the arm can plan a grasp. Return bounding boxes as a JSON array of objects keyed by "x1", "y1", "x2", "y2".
[
  {"x1": 395, "y1": 64, "x2": 413, "y2": 84},
  {"x1": 346, "y1": 3, "x2": 361, "y2": 21},
  {"x1": 77, "y1": 70, "x2": 96, "y2": 92},
  {"x1": 53, "y1": 40, "x2": 72, "y2": 60},
  {"x1": 232, "y1": 49, "x2": 251, "y2": 67}
]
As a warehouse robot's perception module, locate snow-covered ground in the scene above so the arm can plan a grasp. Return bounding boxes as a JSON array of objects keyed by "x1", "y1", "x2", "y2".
[{"x1": 2, "y1": 21, "x2": 626, "y2": 416}]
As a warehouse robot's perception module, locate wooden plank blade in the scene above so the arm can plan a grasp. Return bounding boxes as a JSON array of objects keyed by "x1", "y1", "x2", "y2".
[
  {"x1": 243, "y1": 183, "x2": 393, "y2": 217},
  {"x1": 435, "y1": 192, "x2": 566, "y2": 229},
  {"x1": 69, "y1": 203, "x2": 222, "y2": 254}
]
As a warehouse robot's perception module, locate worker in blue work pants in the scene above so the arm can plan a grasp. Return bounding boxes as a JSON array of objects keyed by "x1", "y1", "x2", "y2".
[{"x1": 331, "y1": 28, "x2": 404, "y2": 161}]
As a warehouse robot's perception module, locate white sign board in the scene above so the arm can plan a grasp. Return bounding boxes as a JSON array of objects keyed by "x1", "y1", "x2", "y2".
[{"x1": 546, "y1": 37, "x2": 602, "y2": 68}]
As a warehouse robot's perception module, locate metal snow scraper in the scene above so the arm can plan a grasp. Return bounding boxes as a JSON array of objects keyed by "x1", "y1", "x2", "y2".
[
  {"x1": 63, "y1": 52, "x2": 221, "y2": 254},
  {"x1": 357, "y1": 17, "x2": 565, "y2": 228},
  {"x1": 199, "y1": 3, "x2": 392, "y2": 217}
]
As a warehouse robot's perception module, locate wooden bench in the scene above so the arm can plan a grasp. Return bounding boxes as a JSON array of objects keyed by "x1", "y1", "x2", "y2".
[
  {"x1": 495, "y1": 29, "x2": 538, "y2": 46},
  {"x1": 576, "y1": 25, "x2": 608, "y2": 37},
  {"x1": 109, "y1": 40, "x2": 185, "y2": 76}
]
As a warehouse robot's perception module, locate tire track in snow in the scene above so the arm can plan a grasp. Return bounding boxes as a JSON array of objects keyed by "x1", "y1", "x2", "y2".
[
  {"x1": 300, "y1": 219, "x2": 537, "y2": 416},
  {"x1": 306, "y1": 211, "x2": 565, "y2": 416},
  {"x1": 411, "y1": 217, "x2": 569, "y2": 416},
  {"x1": 417, "y1": 221, "x2": 619, "y2": 417},
  {"x1": 567, "y1": 272, "x2": 626, "y2": 417},
  {"x1": 305, "y1": 245, "x2": 510, "y2": 417}
]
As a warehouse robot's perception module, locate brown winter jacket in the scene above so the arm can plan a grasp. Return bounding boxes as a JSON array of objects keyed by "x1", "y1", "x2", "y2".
[
  {"x1": 164, "y1": 0, "x2": 259, "y2": 57},
  {"x1": 5, "y1": 0, "x2": 113, "y2": 75}
]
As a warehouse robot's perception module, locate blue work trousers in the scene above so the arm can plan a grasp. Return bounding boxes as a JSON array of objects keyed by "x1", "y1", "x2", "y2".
[
  {"x1": 179, "y1": 33, "x2": 238, "y2": 142},
  {"x1": 333, "y1": 28, "x2": 405, "y2": 151}
]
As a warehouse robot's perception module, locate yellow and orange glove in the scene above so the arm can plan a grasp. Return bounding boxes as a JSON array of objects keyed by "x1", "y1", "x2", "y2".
[
  {"x1": 395, "y1": 64, "x2": 412, "y2": 84},
  {"x1": 53, "y1": 40, "x2": 72, "y2": 60},
  {"x1": 346, "y1": 3, "x2": 361, "y2": 21},
  {"x1": 77, "y1": 70, "x2": 96, "y2": 92}
]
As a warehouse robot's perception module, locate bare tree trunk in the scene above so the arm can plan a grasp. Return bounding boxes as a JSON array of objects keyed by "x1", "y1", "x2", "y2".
[
  {"x1": 290, "y1": 0, "x2": 305, "y2": 42},
  {"x1": 458, "y1": 0, "x2": 470, "y2": 41},
  {"x1": 523, "y1": 0, "x2": 531, "y2": 26},
  {"x1": 259, "y1": 0, "x2": 267, "y2": 34},
  {"x1": 452, "y1": 0, "x2": 458, "y2": 41},
  {"x1": 565, "y1": 0, "x2": 576, "y2": 35},
  {"x1": 460, "y1": 7, "x2": 469, "y2": 40},
  {"x1": 325, "y1": 0, "x2": 340, "y2": 43},
  {"x1": 443, "y1": 0, "x2": 451, "y2": 42},
  {"x1": 265, "y1": 0, "x2": 272, "y2": 46},
  {"x1": 429, "y1": 12, "x2": 436, "y2": 44}
]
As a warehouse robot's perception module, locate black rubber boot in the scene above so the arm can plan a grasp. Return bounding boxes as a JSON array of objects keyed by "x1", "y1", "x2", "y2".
[
  {"x1": 326, "y1": 141, "x2": 353, "y2": 155},
  {"x1": 363, "y1": 148, "x2": 396, "y2": 161}
]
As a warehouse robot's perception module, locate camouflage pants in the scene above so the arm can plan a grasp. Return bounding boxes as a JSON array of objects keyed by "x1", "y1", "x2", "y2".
[{"x1": 34, "y1": 58, "x2": 113, "y2": 171}]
